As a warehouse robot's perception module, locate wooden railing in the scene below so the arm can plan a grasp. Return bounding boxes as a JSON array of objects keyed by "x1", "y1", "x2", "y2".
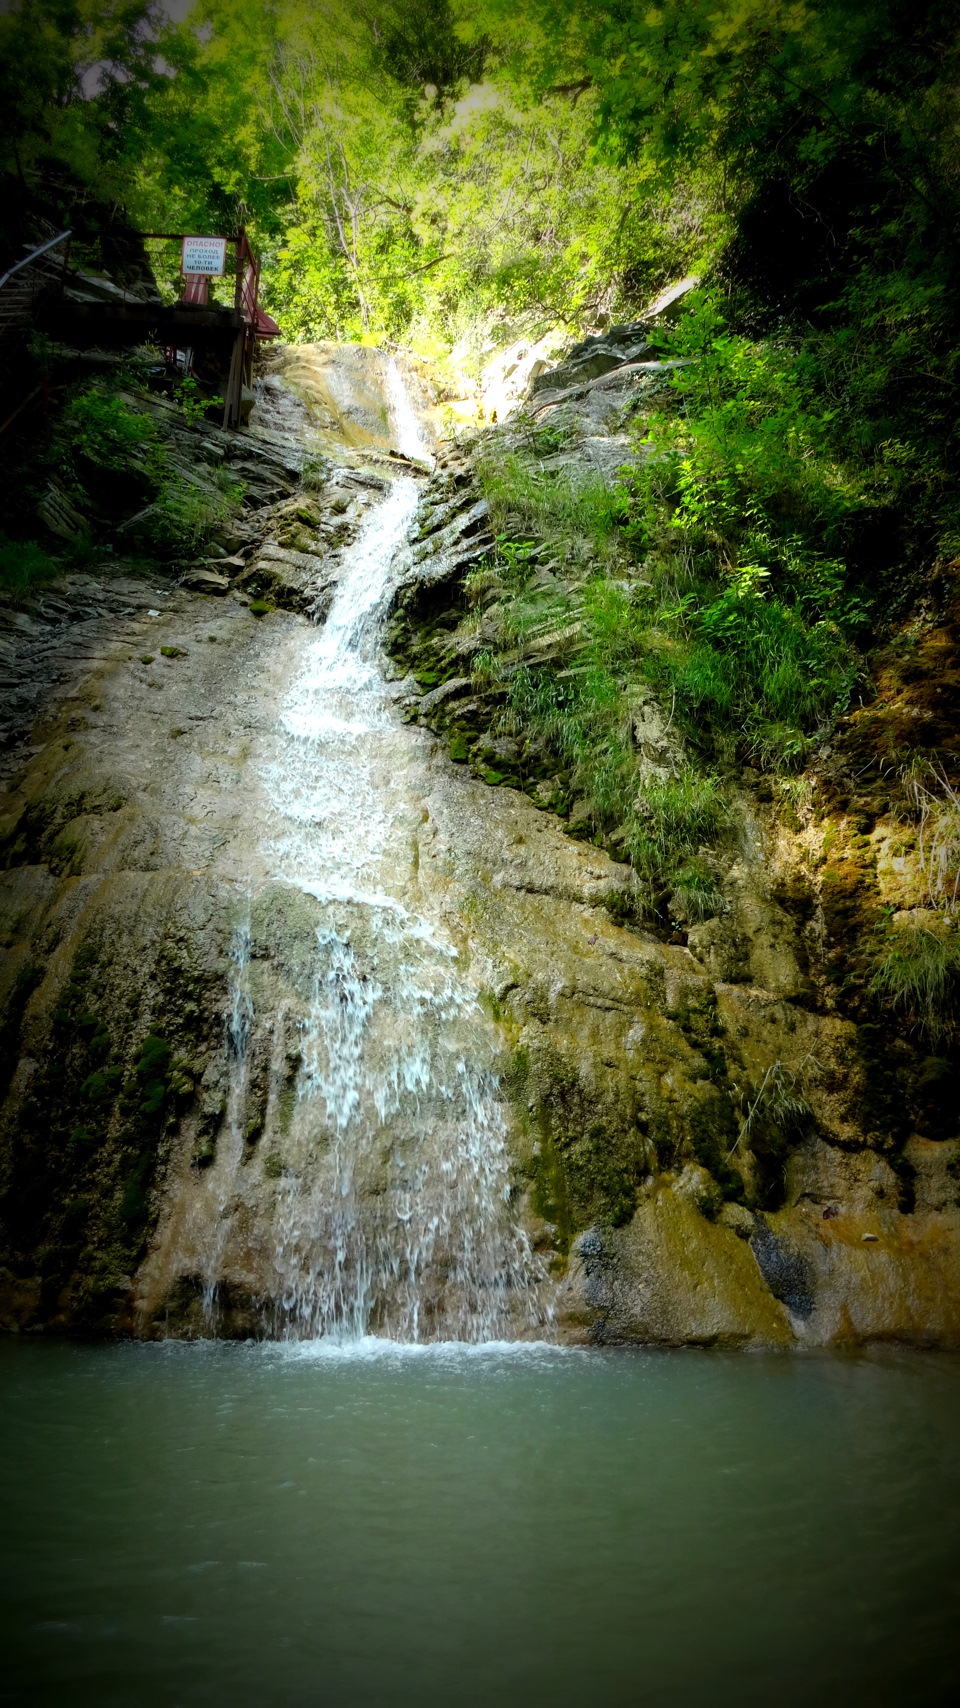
[{"x1": 0, "y1": 231, "x2": 73, "y2": 435}]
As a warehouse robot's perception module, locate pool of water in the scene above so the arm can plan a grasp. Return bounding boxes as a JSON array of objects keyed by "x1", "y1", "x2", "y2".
[{"x1": 1, "y1": 1340, "x2": 957, "y2": 1706}]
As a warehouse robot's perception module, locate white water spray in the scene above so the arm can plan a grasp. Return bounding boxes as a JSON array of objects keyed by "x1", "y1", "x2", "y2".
[
  {"x1": 260, "y1": 469, "x2": 542, "y2": 1340},
  {"x1": 386, "y1": 355, "x2": 434, "y2": 466},
  {"x1": 142, "y1": 360, "x2": 546, "y2": 1341}
]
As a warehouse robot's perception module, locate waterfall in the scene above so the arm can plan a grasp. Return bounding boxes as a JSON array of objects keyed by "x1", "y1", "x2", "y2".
[
  {"x1": 385, "y1": 355, "x2": 434, "y2": 466},
  {"x1": 200, "y1": 902, "x2": 253, "y2": 1329},
  {"x1": 251, "y1": 380, "x2": 544, "y2": 1343},
  {"x1": 134, "y1": 358, "x2": 547, "y2": 1342}
]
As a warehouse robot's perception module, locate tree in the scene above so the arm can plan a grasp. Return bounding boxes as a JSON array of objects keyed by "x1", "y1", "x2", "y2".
[{"x1": 0, "y1": 1, "x2": 164, "y2": 223}]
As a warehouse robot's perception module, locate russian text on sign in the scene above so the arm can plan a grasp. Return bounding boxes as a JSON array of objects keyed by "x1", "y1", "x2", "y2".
[{"x1": 181, "y1": 236, "x2": 227, "y2": 276}]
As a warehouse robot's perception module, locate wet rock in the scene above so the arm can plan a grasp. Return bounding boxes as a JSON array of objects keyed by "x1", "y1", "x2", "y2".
[
  {"x1": 237, "y1": 542, "x2": 338, "y2": 618},
  {"x1": 4, "y1": 340, "x2": 960, "y2": 1349},
  {"x1": 718, "y1": 1202, "x2": 756, "y2": 1240},
  {"x1": 674, "y1": 1163, "x2": 723, "y2": 1220},
  {"x1": 749, "y1": 1219, "x2": 815, "y2": 1317},
  {"x1": 181, "y1": 569, "x2": 229, "y2": 595},
  {"x1": 530, "y1": 327, "x2": 651, "y2": 396},
  {"x1": 416, "y1": 677, "x2": 473, "y2": 716},
  {"x1": 644, "y1": 275, "x2": 699, "y2": 321},
  {"x1": 36, "y1": 480, "x2": 88, "y2": 542}
]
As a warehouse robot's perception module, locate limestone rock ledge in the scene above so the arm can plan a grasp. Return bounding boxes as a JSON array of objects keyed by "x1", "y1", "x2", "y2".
[
  {"x1": 1, "y1": 591, "x2": 958, "y2": 1342},
  {"x1": 417, "y1": 772, "x2": 960, "y2": 1348},
  {"x1": 1, "y1": 347, "x2": 958, "y2": 1345}
]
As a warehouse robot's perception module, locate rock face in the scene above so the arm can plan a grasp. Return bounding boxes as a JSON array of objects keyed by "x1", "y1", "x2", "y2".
[
  {"x1": 1, "y1": 339, "x2": 958, "y2": 1347},
  {"x1": 380, "y1": 344, "x2": 960, "y2": 1347},
  {"x1": 410, "y1": 774, "x2": 960, "y2": 1347}
]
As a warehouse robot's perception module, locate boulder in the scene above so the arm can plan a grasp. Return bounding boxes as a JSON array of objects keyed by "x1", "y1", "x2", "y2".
[
  {"x1": 36, "y1": 480, "x2": 88, "y2": 542},
  {"x1": 181, "y1": 568, "x2": 229, "y2": 595}
]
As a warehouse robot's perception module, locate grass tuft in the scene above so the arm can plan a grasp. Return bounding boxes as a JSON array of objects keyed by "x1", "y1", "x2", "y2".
[
  {"x1": 870, "y1": 922, "x2": 960, "y2": 1041},
  {"x1": 0, "y1": 536, "x2": 59, "y2": 603}
]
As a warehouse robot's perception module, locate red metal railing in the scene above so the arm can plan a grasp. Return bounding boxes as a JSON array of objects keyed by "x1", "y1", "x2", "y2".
[
  {"x1": 139, "y1": 227, "x2": 276, "y2": 333},
  {"x1": 141, "y1": 227, "x2": 279, "y2": 425}
]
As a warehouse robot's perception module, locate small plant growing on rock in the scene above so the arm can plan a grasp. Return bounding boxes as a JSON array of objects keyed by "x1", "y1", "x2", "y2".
[
  {"x1": 910, "y1": 766, "x2": 960, "y2": 918},
  {"x1": 870, "y1": 921, "x2": 960, "y2": 1042},
  {"x1": 0, "y1": 535, "x2": 58, "y2": 602},
  {"x1": 669, "y1": 859, "x2": 726, "y2": 924},
  {"x1": 56, "y1": 386, "x2": 161, "y2": 481},
  {"x1": 173, "y1": 376, "x2": 223, "y2": 427},
  {"x1": 603, "y1": 886, "x2": 640, "y2": 924},
  {"x1": 135, "y1": 1032, "x2": 170, "y2": 1117}
]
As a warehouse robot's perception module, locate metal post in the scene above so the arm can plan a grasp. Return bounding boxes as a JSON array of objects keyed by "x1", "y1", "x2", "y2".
[{"x1": 234, "y1": 227, "x2": 245, "y2": 317}]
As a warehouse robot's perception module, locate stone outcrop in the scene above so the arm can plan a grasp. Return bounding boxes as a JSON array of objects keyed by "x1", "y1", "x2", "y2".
[
  {"x1": 1, "y1": 336, "x2": 957, "y2": 1347},
  {"x1": 380, "y1": 334, "x2": 960, "y2": 1348}
]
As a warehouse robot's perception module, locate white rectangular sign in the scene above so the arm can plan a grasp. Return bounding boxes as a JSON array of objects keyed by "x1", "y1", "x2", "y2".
[{"x1": 181, "y1": 235, "x2": 227, "y2": 276}]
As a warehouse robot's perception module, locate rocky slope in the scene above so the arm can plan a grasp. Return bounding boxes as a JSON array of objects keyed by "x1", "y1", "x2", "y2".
[
  {"x1": 383, "y1": 327, "x2": 960, "y2": 1347},
  {"x1": 1, "y1": 337, "x2": 957, "y2": 1346}
]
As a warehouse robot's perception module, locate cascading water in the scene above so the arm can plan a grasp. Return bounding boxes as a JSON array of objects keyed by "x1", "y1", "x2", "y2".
[
  {"x1": 384, "y1": 356, "x2": 435, "y2": 469},
  {"x1": 200, "y1": 904, "x2": 253, "y2": 1326},
  {"x1": 239, "y1": 362, "x2": 546, "y2": 1341}
]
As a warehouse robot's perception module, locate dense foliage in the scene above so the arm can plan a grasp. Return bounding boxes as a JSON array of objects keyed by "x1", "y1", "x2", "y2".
[
  {"x1": 3, "y1": 0, "x2": 960, "y2": 1022},
  {"x1": 1, "y1": 1, "x2": 707, "y2": 350},
  {"x1": 6, "y1": 1, "x2": 958, "y2": 512}
]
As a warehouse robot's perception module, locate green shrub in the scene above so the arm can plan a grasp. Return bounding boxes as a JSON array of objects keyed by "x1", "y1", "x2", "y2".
[
  {"x1": 463, "y1": 289, "x2": 882, "y2": 899},
  {"x1": 173, "y1": 376, "x2": 223, "y2": 425},
  {"x1": 0, "y1": 535, "x2": 59, "y2": 602},
  {"x1": 135, "y1": 1032, "x2": 170, "y2": 1117},
  {"x1": 57, "y1": 387, "x2": 160, "y2": 478},
  {"x1": 870, "y1": 923, "x2": 960, "y2": 1042},
  {"x1": 50, "y1": 380, "x2": 244, "y2": 559},
  {"x1": 610, "y1": 296, "x2": 870, "y2": 762}
]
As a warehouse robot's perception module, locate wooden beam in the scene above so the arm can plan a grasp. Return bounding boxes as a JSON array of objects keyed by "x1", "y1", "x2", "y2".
[{"x1": 222, "y1": 328, "x2": 245, "y2": 430}]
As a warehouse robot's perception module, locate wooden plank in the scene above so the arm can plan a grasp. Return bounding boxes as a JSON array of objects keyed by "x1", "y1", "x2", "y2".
[{"x1": 222, "y1": 328, "x2": 245, "y2": 429}]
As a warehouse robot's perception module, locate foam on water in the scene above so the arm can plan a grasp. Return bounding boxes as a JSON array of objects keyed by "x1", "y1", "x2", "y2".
[{"x1": 277, "y1": 1334, "x2": 574, "y2": 1366}]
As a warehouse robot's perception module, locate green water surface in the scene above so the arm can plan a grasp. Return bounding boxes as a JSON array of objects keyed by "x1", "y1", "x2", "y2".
[{"x1": 0, "y1": 1339, "x2": 957, "y2": 1706}]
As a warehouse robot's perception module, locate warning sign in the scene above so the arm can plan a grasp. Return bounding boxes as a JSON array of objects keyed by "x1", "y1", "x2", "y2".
[{"x1": 181, "y1": 235, "x2": 227, "y2": 276}]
